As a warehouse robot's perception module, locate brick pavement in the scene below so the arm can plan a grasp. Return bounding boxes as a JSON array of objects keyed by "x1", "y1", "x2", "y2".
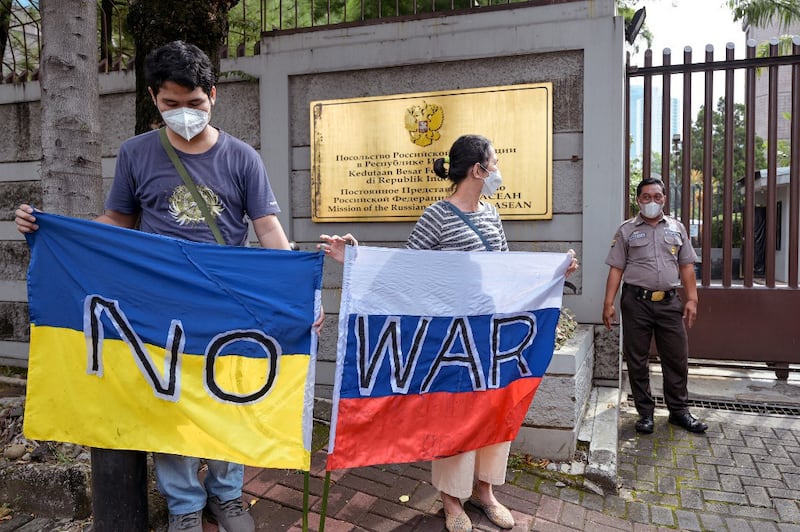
[
  {"x1": 3, "y1": 394, "x2": 799, "y2": 531},
  {"x1": 232, "y1": 402, "x2": 800, "y2": 531}
]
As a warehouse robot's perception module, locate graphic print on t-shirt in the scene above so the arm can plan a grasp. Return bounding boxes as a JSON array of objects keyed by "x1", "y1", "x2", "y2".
[{"x1": 168, "y1": 184, "x2": 225, "y2": 226}]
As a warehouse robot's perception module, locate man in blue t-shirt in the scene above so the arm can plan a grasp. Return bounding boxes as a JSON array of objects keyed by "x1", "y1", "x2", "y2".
[{"x1": 16, "y1": 40, "x2": 301, "y2": 532}]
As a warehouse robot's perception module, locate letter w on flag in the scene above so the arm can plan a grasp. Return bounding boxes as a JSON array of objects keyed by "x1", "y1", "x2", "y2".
[
  {"x1": 327, "y1": 246, "x2": 571, "y2": 470},
  {"x1": 23, "y1": 212, "x2": 323, "y2": 470}
]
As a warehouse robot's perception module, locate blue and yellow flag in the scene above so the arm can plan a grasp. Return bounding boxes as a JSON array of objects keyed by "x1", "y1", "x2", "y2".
[{"x1": 23, "y1": 212, "x2": 323, "y2": 470}]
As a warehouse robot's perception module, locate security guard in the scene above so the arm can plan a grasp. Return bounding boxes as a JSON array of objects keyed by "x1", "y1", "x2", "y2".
[{"x1": 603, "y1": 177, "x2": 707, "y2": 434}]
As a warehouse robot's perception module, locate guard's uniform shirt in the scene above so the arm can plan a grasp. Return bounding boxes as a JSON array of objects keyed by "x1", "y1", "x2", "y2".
[{"x1": 605, "y1": 214, "x2": 697, "y2": 290}]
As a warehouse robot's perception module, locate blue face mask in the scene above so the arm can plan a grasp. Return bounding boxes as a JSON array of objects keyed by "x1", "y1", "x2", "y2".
[{"x1": 481, "y1": 170, "x2": 503, "y2": 196}]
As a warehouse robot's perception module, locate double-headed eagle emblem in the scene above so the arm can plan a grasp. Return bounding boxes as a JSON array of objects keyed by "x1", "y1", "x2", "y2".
[{"x1": 404, "y1": 101, "x2": 444, "y2": 147}]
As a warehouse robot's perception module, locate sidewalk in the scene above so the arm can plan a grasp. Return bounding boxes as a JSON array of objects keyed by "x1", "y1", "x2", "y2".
[
  {"x1": 238, "y1": 402, "x2": 800, "y2": 531},
  {"x1": 3, "y1": 366, "x2": 799, "y2": 531},
  {"x1": 237, "y1": 365, "x2": 800, "y2": 531}
]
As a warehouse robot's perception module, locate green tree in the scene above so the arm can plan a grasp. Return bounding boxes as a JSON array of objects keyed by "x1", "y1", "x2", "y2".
[
  {"x1": 689, "y1": 98, "x2": 767, "y2": 245},
  {"x1": 727, "y1": 0, "x2": 800, "y2": 30},
  {"x1": 98, "y1": 0, "x2": 134, "y2": 70},
  {"x1": 690, "y1": 98, "x2": 767, "y2": 187}
]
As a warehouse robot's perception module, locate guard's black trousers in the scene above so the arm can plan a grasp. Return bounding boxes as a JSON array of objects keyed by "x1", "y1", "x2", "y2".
[{"x1": 621, "y1": 283, "x2": 690, "y2": 417}]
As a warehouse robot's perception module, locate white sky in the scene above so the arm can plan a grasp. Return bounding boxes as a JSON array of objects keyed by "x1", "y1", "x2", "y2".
[
  {"x1": 628, "y1": 0, "x2": 748, "y2": 117},
  {"x1": 630, "y1": 0, "x2": 746, "y2": 63}
]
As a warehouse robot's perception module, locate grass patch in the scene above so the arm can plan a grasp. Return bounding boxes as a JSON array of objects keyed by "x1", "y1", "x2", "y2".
[{"x1": 0, "y1": 365, "x2": 27, "y2": 379}]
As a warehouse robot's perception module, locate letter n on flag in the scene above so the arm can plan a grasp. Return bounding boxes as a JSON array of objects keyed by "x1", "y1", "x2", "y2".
[
  {"x1": 326, "y1": 246, "x2": 571, "y2": 470},
  {"x1": 23, "y1": 212, "x2": 323, "y2": 470}
]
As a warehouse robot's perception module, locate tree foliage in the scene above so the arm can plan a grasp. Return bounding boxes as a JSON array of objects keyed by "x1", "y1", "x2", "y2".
[
  {"x1": 688, "y1": 98, "x2": 766, "y2": 247},
  {"x1": 689, "y1": 98, "x2": 767, "y2": 186},
  {"x1": 98, "y1": 0, "x2": 134, "y2": 70},
  {"x1": 727, "y1": 0, "x2": 800, "y2": 30},
  {"x1": 0, "y1": 0, "x2": 40, "y2": 78}
]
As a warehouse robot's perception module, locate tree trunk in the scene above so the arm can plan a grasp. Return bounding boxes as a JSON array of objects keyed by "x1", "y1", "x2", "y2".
[
  {"x1": 40, "y1": 0, "x2": 103, "y2": 217},
  {"x1": 127, "y1": 0, "x2": 239, "y2": 135}
]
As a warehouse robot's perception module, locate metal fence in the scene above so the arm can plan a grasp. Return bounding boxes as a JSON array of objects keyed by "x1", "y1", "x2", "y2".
[
  {"x1": 1, "y1": 0, "x2": 545, "y2": 81},
  {"x1": 627, "y1": 37, "x2": 800, "y2": 364},
  {"x1": 256, "y1": 0, "x2": 528, "y2": 32},
  {"x1": 0, "y1": 0, "x2": 40, "y2": 82},
  {"x1": 626, "y1": 37, "x2": 800, "y2": 289}
]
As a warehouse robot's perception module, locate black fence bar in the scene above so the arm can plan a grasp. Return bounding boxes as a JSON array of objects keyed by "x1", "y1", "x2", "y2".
[
  {"x1": 643, "y1": 49, "x2": 653, "y2": 181},
  {"x1": 791, "y1": 37, "x2": 800, "y2": 288},
  {"x1": 766, "y1": 41, "x2": 779, "y2": 287},
  {"x1": 624, "y1": 51, "x2": 632, "y2": 219},
  {"x1": 743, "y1": 41, "x2": 756, "y2": 288},
  {"x1": 662, "y1": 48, "x2": 673, "y2": 216},
  {"x1": 701, "y1": 46, "x2": 714, "y2": 287},
  {"x1": 722, "y1": 44, "x2": 735, "y2": 287},
  {"x1": 628, "y1": 53, "x2": 800, "y2": 77},
  {"x1": 680, "y1": 46, "x2": 693, "y2": 237}
]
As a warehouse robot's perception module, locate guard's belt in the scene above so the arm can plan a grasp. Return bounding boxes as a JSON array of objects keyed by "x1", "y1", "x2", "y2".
[{"x1": 625, "y1": 283, "x2": 676, "y2": 302}]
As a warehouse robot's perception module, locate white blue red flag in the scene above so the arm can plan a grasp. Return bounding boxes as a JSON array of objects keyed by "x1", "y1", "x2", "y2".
[{"x1": 326, "y1": 246, "x2": 571, "y2": 470}]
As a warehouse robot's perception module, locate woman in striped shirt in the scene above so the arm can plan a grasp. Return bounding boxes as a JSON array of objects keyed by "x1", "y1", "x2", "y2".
[
  {"x1": 321, "y1": 135, "x2": 577, "y2": 532},
  {"x1": 406, "y1": 135, "x2": 515, "y2": 532}
]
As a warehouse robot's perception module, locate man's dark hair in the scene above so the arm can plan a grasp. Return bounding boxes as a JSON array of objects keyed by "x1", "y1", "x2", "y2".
[
  {"x1": 144, "y1": 41, "x2": 216, "y2": 96},
  {"x1": 636, "y1": 177, "x2": 665, "y2": 197}
]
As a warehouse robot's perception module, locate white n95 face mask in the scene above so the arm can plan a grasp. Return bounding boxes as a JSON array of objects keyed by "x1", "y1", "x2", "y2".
[
  {"x1": 639, "y1": 201, "x2": 663, "y2": 219},
  {"x1": 481, "y1": 170, "x2": 503, "y2": 196},
  {"x1": 161, "y1": 107, "x2": 210, "y2": 141}
]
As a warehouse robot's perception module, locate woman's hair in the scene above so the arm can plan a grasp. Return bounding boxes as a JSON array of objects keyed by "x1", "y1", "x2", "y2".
[
  {"x1": 145, "y1": 40, "x2": 216, "y2": 97},
  {"x1": 432, "y1": 134, "x2": 493, "y2": 185}
]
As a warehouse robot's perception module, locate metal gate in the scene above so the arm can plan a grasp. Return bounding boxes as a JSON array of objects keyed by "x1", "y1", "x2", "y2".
[{"x1": 626, "y1": 38, "x2": 800, "y2": 365}]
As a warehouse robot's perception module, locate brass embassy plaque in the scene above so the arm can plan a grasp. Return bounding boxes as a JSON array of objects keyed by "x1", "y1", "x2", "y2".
[{"x1": 310, "y1": 83, "x2": 552, "y2": 222}]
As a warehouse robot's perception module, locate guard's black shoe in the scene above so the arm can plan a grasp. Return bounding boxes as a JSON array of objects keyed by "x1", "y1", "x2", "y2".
[
  {"x1": 635, "y1": 416, "x2": 654, "y2": 434},
  {"x1": 669, "y1": 412, "x2": 708, "y2": 433}
]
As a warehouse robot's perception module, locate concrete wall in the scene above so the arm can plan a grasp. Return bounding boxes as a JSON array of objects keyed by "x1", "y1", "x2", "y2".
[
  {"x1": 245, "y1": 0, "x2": 626, "y2": 394},
  {"x1": 515, "y1": 324, "x2": 594, "y2": 460},
  {"x1": 0, "y1": 1, "x2": 625, "y2": 395}
]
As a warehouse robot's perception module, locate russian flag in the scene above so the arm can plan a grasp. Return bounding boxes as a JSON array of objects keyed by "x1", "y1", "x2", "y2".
[
  {"x1": 23, "y1": 212, "x2": 323, "y2": 470},
  {"x1": 326, "y1": 246, "x2": 570, "y2": 470}
]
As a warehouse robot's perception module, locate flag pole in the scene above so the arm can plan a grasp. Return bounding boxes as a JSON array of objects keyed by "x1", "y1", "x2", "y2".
[
  {"x1": 303, "y1": 470, "x2": 310, "y2": 532},
  {"x1": 319, "y1": 470, "x2": 331, "y2": 532}
]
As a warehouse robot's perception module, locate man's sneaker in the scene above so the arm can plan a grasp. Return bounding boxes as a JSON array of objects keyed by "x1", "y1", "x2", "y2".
[
  {"x1": 205, "y1": 496, "x2": 255, "y2": 532},
  {"x1": 168, "y1": 510, "x2": 203, "y2": 532}
]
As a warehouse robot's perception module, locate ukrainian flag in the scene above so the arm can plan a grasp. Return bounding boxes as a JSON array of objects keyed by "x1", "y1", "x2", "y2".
[{"x1": 23, "y1": 212, "x2": 323, "y2": 470}]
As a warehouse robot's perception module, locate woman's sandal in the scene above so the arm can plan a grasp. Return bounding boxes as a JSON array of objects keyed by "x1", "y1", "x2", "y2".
[
  {"x1": 444, "y1": 508, "x2": 473, "y2": 532},
  {"x1": 468, "y1": 497, "x2": 515, "y2": 529}
]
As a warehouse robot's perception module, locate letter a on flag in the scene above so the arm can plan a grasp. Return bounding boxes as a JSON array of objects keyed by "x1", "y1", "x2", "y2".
[
  {"x1": 23, "y1": 212, "x2": 323, "y2": 470},
  {"x1": 326, "y1": 246, "x2": 571, "y2": 470}
]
